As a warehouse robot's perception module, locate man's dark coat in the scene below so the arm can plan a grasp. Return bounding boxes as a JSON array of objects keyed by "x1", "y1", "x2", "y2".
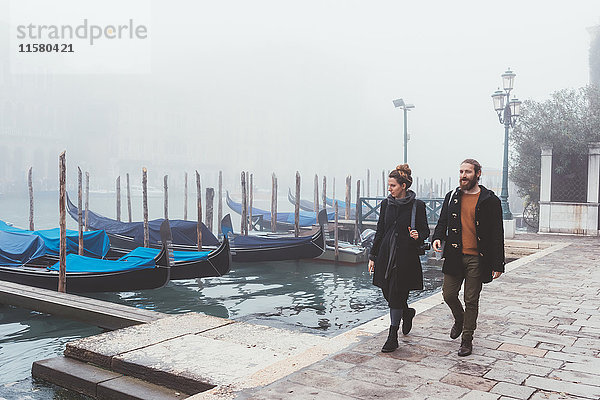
[{"x1": 432, "y1": 185, "x2": 505, "y2": 284}]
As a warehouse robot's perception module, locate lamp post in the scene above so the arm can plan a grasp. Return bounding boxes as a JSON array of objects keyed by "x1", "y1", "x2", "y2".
[
  {"x1": 491, "y1": 68, "x2": 522, "y2": 220},
  {"x1": 392, "y1": 98, "x2": 415, "y2": 164}
]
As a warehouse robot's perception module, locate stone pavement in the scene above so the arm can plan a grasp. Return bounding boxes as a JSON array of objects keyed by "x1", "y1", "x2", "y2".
[{"x1": 231, "y1": 235, "x2": 600, "y2": 400}]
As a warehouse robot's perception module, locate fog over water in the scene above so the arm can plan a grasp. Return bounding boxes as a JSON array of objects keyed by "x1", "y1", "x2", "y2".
[{"x1": 0, "y1": 0, "x2": 598, "y2": 210}]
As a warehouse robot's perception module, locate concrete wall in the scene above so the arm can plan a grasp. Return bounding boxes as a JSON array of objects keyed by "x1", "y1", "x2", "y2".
[{"x1": 539, "y1": 143, "x2": 600, "y2": 236}]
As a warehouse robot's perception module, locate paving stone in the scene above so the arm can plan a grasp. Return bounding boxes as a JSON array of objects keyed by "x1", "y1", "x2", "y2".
[
  {"x1": 483, "y1": 368, "x2": 528, "y2": 385},
  {"x1": 440, "y1": 372, "x2": 497, "y2": 391},
  {"x1": 246, "y1": 381, "x2": 356, "y2": 400},
  {"x1": 522, "y1": 331, "x2": 578, "y2": 347},
  {"x1": 361, "y1": 354, "x2": 407, "y2": 371},
  {"x1": 528, "y1": 390, "x2": 590, "y2": 400},
  {"x1": 511, "y1": 354, "x2": 563, "y2": 369},
  {"x1": 488, "y1": 335, "x2": 542, "y2": 348},
  {"x1": 414, "y1": 380, "x2": 470, "y2": 399},
  {"x1": 492, "y1": 359, "x2": 553, "y2": 376},
  {"x1": 416, "y1": 355, "x2": 459, "y2": 370},
  {"x1": 460, "y1": 390, "x2": 501, "y2": 399},
  {"x1": 548, "y1": 369, "x2": 600, "y2": 387},
  {"x1": 396, "y1": 363, "x2": 450, "y2": 380},
  {"x1": 525, "y1": 375, "x2": 600, "y2": 399},
  {"x1": 497, "y1": 343, "x2": 547, "y2": 357},
  {"x1": 347, "y1": 366, "x2": 422, "y2": 390},
  {"x1": 449, "y1": 362, "x2": 490, "y2": 377},
  {"x1": 490, "y1": 381, "x2": 536, "y2": 399},
  {"x1": 305, "y1": 359, "x2": 355, "y2": 376},
  {"x1": 537, "y1": 342, "x2": 564, "y2": 351},
  {"x1": 331, "y1": 352, "x2": 372, "y2": 365}
]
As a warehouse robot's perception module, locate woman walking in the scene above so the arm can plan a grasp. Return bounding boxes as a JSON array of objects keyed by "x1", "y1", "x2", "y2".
[{"x1": 368, "y1": 164, "x2": 429, "y2": 352}]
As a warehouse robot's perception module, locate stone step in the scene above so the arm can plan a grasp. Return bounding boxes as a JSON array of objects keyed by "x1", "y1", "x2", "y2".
[
  {"x1": 0, "y1": 280, "x2": 166, "y2": 330},
  {"x1": 32, "y1": 356, "x2": 189, "y2": 400}
]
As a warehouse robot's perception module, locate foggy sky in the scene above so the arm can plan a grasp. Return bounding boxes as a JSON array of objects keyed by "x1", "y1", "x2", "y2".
[{"x1": 1, "y1": 0, "x2": 599, "y2": 197}]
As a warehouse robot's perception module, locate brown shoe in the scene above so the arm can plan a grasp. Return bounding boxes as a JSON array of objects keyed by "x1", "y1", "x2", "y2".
[
  {"x1": 458, "y1": 338, "x2": 472, "y2": 357},
  {"x1": 450, "y1": 320, "x2": 463, "y2": 339}
]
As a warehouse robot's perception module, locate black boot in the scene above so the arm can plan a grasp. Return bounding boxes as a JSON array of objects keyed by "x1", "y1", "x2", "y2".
[
  {"x1": 381, "y1": 326, "x2": 399, "y2": 353},
  {"x1": 458, "y1": 338, "x2": 472, "y2": 357},
  {"x1": 402, "y1": 308, "x2": 416, "y2": 335},
  {"x1": 450, "y1": 320, "x2": 463, "y2": 339}
]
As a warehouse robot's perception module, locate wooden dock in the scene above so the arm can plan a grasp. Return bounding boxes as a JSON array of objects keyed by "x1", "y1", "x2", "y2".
[{"x1": 0, "y1": 281, "x2": 166, "y2": 330}]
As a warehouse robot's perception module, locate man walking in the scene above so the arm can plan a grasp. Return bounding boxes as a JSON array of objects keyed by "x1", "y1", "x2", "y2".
[{"x1": 432, "y1": 159, "x2": 505, "y2": 356}]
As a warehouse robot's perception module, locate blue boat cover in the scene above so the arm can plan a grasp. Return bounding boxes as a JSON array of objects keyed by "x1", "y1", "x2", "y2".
[
  {"x1": 66, "y1": 194, "x2": 219, "y2": 247},
  {"x1": 117, "y1": 246, "x2": 211, "y2": 263},
  {"x1": 0, "y1": 220, "x2": 110, "y2": 258},
  {"x1": 231, "y1": 234, "x2": 313, "y2": 249},
  {"x1": 48, "y1": 252, "x2": 155, "y2": 273},
  {"x1": 0, "y1": 230, "x2": 48, "y2": 266},
  {"x1": 226, "y1": 193, "x2": 335, "y2": 226}
]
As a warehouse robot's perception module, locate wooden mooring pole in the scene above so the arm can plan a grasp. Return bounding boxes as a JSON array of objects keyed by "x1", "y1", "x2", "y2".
[
  {"x1": 28, "y1": 167, "x2": 34, "y2": 230},
  {"x1": 314, "y1": 174, "x2": 319, "y2": 213},
  {"x1": 142, "y1": 168, "x2": 149, "y2": 247},
  {"x1": 295, "y1": 171, "x2": 300, "y2": 237},
  {"x1": 249, "y1": 173, "x2": 253, "y2": 231},
  {"x1": 126, "y1": 173, "x2": 132, "y2": 223},
  {"x1": 271, "y1": 173, "x2": 277, "y2": 233},
  {"x1": 196, "y1": 170, "x2": 202, "y2": 250},
  {"x1": 58, "y1": 151, "x2": 66, "y2": 293},
  {"x1": 322, "y1": 176, "x2": 326, "y2": 212},
  {"x1": 355, "y1": 180, "x2": 360, "y2": 244},
  {"x1": 345, "y1": 175, "x2": 351, "y2": 220},
  {"x1": 77, "y1": 167, "x2": 83, "y2": 255},
  {"x1": 218, "y1": 171, "x2": 223, "y2": 236},
  {"x1": 163, "y1": 175, "x2": 168, "y2": 220},
  {"x1": 116, "y1": 176, "x2": 121, "y2": 222},
  {"x1": 184, "y1": 172, "x2": 188, "y2": 221},
  {"x1": 382, "y1": 170, "x2": 385, "y2": 195},
  {"x1": 206, "y1": 188, "x2": 214, "y2": 233},
  {"x1": 334, "y1": 201, "x2": 339, "y2": 263},
  {"x1": 241, "y1": 172, "x2": 247, "y2": 235},
  {"x1": 85, "y1": 172, "x2": 90, "y2": 230},
  {"x1": 367, "y1": 169, "x2": 370, "y2": 197}
]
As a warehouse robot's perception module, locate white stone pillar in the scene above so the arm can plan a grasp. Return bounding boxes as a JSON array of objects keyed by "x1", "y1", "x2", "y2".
[
  {"x1": 540, "y1": 145, "x2": 553, "y2": 202},
  {"x1": 538, "y1": 145, "x2": 553, "y2": 233},
  {"x1": 587, "y1": 142, "x2": 600, "y2": 203},
  {"x1": 587, "y1": 142, "x2": 600, "y2": 235}
]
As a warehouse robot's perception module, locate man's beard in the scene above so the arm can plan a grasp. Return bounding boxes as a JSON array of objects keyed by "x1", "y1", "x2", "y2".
[{"x1": 460, "y1": 176, "x2": 478, "y2": 191}]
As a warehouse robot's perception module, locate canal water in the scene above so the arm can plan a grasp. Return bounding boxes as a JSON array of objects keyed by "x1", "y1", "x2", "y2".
[{"x1": 0, "y1": 190, "x2": 443, "y2": 399}]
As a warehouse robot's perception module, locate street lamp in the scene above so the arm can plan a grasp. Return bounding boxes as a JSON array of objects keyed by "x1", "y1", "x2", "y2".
[
  {"x1": 491, "y1": 68, "x2": 522, "y2": 220},
  {"x1": 392, "y1": 98, "x2": 415, "y2": 164}
]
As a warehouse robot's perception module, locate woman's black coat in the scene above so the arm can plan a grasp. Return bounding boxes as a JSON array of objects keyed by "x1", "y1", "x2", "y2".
[
  {"x1": 432, "y1": 185, "x2": 505, "y2": 284},
  {"x1": 368, "y1": 194, "x2": 430, "y2": 291}
]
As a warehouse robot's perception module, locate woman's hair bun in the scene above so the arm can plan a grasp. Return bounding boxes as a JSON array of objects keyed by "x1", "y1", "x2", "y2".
[{"x1": 396, "y1": 164, "x2": 412, "y2": 176}]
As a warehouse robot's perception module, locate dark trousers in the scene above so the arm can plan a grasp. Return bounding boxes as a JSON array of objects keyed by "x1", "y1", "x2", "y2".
[{"x1": 442, "y1": 254, "x2": 482, "y2": 341}]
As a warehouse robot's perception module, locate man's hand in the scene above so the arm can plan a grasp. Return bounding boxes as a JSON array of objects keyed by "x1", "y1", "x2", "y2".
[
  {"x1": 368, "y1": 260, "x2": 374, "y2": 275},
  {"x1": 492, "y1": 271, "x2": 502, "y2": 279},
  {"x1": 432, "y1": 239, "x2": 443, "y2": 252}
]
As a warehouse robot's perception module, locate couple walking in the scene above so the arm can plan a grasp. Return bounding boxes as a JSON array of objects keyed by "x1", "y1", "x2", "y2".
[{"x1": 368, "y1": 159, "x2": 505, "y2": 357}]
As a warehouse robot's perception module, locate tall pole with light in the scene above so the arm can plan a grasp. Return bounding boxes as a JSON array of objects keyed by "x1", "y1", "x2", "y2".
[
  {"x1": 392, "y1": 98, "x2": 415, "y2": 164},
  {"x1": 491, "y1": 69, "x2": 521, "y2": 220}
]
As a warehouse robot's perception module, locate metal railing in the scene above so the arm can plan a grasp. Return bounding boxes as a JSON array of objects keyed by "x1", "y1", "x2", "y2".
[{"x1": 358, "y1": 197, "x2": 445, "y2": 229}]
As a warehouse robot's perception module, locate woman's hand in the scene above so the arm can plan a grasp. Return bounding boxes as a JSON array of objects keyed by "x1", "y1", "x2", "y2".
[
  {"x1": 432, "y1": 239, "x2": 442, "y2": 252},
  {"x1": 368, "y1": 260, "x2": 375, "y2": 275},
  {"x1": 408, "y1": 226, "x2": 419, "y2": 240}
]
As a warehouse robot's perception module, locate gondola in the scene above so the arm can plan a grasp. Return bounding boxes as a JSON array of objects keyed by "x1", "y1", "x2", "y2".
[
  {"x1": 0, "y1": 221, "x2": 172, "y2": 293},
  {"x1": 220, "y1": 214, "x2": 325, "y2": 262},
  {"x1": 226, "y1": 191, "x2": 335, "y2": 231},
  {"x1": 65, "y1": 194, "x2": 230, "y2": 278},
  {"x1": 67, "y1": 194, "x2": 323, "y2": 263}
]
